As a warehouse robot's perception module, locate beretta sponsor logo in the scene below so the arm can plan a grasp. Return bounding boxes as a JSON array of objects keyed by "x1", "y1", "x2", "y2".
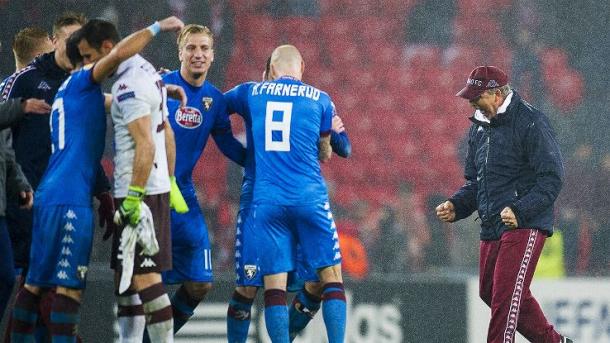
[{"x1": 175, "y1": 106, "x2": 203, "y2": 129}]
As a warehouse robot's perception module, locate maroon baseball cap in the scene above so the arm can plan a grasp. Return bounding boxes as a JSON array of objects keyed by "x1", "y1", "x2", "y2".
[{"x1": 456, "y1": 66, "x2": 508, "y2": 100}]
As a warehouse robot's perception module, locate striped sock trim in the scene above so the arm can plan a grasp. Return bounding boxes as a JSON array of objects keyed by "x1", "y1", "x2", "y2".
[
  {"x1": 322, "y1": 282, "x2": 346, "y2": 301},
  {"x1": 264, "y1": 289, "x2": 286, "y2": 308}
]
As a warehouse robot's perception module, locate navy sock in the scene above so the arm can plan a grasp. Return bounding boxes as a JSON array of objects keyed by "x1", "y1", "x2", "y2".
[
  {"x1": 171, "y1": 286, "x2": 200, "y2": 334},
  {"x1": 264, "y1": 289, "x2": 289, "y2": 343},
  {"x1": 289, "y1": 288, "x2": 321, "y2": 341},
  {"x1": 49, "y1": 294, "x2": 80, "y2": 343},
  {"x1": 226, "y1": 291, "x2": 254, "y2": 343},
  {"x1": 321, "y1": 282, "x2": 346, "y2": 343}
]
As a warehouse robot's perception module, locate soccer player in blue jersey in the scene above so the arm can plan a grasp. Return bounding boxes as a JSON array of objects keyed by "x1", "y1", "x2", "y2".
[
  {"x1": 225, "y1": 56, "x2": 351, "y2": 342},
  {"x1": 225, "y1": 45, "x2": 347, "y2": 343},
  {"x1": 8, "y1": 17, "x2": 185, "y2": 342},
  {"x1": 139, "y1": 24, "x2": 246, "y2": 341}
]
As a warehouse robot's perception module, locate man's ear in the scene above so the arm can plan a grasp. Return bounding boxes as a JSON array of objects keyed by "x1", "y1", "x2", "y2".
[{"x1": 101, "y1": 40, "x2": 114, "y2": 54}]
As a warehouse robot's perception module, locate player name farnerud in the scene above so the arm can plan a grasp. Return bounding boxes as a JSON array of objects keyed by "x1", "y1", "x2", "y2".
[{"x1": 251, "y1": 82, "x2": 321, "y2": 100}]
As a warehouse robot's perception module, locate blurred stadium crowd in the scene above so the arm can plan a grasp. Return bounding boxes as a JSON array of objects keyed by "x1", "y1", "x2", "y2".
[{"x1": 0, "y1": 0, "x2": 608, "y2": 278}]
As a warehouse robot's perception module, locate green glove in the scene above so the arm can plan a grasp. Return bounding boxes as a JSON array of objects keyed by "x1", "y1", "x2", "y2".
[
  {"x1": 114, "y1": 185, "x2": 145, "y2": 227},
  {"x1": 169, "y1": 176, "x2": 189, "y2": 214}
]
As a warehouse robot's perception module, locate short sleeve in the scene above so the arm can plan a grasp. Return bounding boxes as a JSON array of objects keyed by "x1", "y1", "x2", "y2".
[
  {"x1": 112, "y1": 77, "x2": 152, "y2": 124},
  {"x1": 320, "y1": 98, "x2": 333, "y2": 135}
]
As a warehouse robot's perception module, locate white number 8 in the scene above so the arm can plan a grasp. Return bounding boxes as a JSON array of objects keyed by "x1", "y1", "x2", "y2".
[{"x1": 265, "y1": 101, "x2": 292, "y2": 151}]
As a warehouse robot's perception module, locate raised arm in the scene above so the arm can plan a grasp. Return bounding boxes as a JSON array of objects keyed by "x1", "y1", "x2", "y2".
[{"x1": 92, "y1": 17, "x2": 184, "y2": 83}]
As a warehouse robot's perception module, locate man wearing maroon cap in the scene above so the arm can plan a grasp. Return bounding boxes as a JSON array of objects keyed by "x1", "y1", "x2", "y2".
[{"x1": 436, "y1": 66, "x2": 572, "y2": 343}]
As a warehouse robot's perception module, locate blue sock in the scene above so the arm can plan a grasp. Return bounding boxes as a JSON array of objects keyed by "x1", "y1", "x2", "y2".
[
  {"x1": 264, "y1": 289, "x2": 289, "y2": 343},
  {"x1": 49, "y1": 294, "x2": 80, "y2": 343},
  {"x1": 10, "y1": 288, "x2": 40, "y2": 342},
  {"x1": 227, "y1": 291, "x2": 254, "y2": 343},
  {"x1": 321, "y1": 282, "x2": 346, "y2": 343},
  {"x1": 143, "y1": 285, "x2": 200, "y2": 343},
  {"x1": 289, "y1": 288, "x2": 321, "y2": 341}
]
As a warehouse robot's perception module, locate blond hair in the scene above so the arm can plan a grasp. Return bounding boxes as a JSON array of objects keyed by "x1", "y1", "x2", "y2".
[
  {"x1": 12, "y1": 27, "x2": 49, "y2": 65},
  {"x1": 177, "y1": 24, "x2": 214, "y2": 50}
]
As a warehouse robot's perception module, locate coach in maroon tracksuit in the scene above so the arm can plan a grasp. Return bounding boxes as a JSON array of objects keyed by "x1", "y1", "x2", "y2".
[{"x1": 436, "y1": 66, "x2": 572, "y2": 343}]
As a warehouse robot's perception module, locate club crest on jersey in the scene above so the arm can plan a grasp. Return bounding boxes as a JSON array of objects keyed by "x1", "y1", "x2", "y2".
[
  {"x1": 244, "y1": 264, "x2": 257, "y2": 280},
  {"x1": 77, "y1": 266, "x2": 88, "y2": 281},
  {"x1": 202, "y1": 97, "x2": 213, "y2": 111},
  {"x1": 175, "y1": 106, "x2": 203, "y2": 129}
]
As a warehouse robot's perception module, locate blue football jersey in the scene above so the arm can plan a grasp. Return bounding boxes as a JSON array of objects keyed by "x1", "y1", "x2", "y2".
[
  {"x1": 247, "y1": 77, "x2": 332, "y2": 205},
  {"x1": 36, "y1": 66, "x2": 106, "y2": 206},
  {"x1": 162, "y1": 71, "x2": 231, "y2": 201}
]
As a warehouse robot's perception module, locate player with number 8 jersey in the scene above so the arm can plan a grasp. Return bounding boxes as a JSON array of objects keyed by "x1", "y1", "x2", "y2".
[{"x1": 227, "y1": 45, "x2": 346, "y2": 342}]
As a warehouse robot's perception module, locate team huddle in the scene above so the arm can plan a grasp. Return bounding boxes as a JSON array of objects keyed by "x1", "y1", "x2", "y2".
[{"x1": 0, "y1": 12, "x2": 351, "y2": 343}]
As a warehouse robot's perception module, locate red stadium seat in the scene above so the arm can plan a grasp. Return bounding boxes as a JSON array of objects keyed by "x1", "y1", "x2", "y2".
[
  {"x1": 279, "y1": 16, "x2": 320, "y2": 43},
  {"x1": 234, "y1": 14, "x2": 276, "y2": 40},
  {"x1": 359, "y1": 16, "x2": 404, "y2": 44},
  {"x1": 402, "y1": 44, "x2": 442, "y2": 69}
]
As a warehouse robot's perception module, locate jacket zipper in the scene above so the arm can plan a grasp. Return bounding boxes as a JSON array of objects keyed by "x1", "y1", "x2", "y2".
[{"x1": 484, "y1": 126, "x2": 491, "y2": 221}]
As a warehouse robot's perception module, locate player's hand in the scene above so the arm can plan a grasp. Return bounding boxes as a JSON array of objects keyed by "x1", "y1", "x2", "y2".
[
  {"x1": 157, "y1": 16, "x2": 184, "y2": 33},
  {"x1": 157, "y1": 67, "x2": 171, "y2": 76},
  {"x1": 166, "y1": 84, "x2": 187, "y2": 107},
  {"x1": 332, "y1": 115, "x2": 345, "y2": 133},
  {"x1": 169, "y1": 176, "x2": 189, "y2": 214},
  {"x1": 22, "y1": 98, "x2": 51, "y2": 115},
  {"x1": 114, "y1": 185, "x2": 145, "y2": 227},
  {"x1": 501, "y1": 207, "x2": 518, "y2": 229},
  {"x1": 95, "y1": 191, "x2": 116, "y2": 240},
  {"x1": 19, "y1": 191, "x2": 33, "y2": 209},
  {"x1": 435, "y1": 200, "x2": 456, "y2": 222}
]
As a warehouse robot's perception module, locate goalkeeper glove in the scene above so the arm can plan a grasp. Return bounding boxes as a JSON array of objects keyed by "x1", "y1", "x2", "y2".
[
  {"x1": 114, "y1": 185, "x2": 145, "y2": 227},
  {"x1": 169, "y1": 176, "x2": 189, "y2": 213}
]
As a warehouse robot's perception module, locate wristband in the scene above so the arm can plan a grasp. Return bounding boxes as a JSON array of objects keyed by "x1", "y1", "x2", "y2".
[
  {"x1": 126, "y1": 185, "x2": 145, "y2": 199},
  {"x1": 147, "y1": 21, "x2": 161, "y2": 36}
]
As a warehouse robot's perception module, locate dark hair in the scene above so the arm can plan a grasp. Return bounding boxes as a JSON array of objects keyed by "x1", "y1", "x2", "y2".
[
  {"x1": 79, "y1": 19, "x2": 120, "y2": 50},
  {"x1": 53, "y1": 12, "x2": 87, "y2": 36},
  {"x1": 66, "y1": 29, "x2": 83, "y2": 67}
]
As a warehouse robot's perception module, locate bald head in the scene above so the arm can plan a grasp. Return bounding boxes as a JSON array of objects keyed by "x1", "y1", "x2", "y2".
[{"x1": 270, "y1": 45, "x2": 304, "y2": 80}]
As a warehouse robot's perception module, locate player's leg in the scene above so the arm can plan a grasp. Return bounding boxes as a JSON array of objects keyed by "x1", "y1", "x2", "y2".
[
  {"x1": 256, "y1": 204, "x2": 295, "y2": 343},
  {"x1": 227, "y1": 286, "x2": 257, "y2": 343},
  {"x1": 296, "y1": 202, "x2": 346, "y2": 343},
  {"x1": 111, "y1": 194, "x2": 173, "y2": 343},
  {"x1": 159, "y1": 205, "x2": 213, "y2": 336},
  {"x1": 263, "y1": 273, "x2": 289, "y2": 343},
  {"x1": 227, "y1": 208, "x2": 261, "y2": 342},
  {"x1": 0, "y1": 217, "x2": 16, "y2": 323},
  {"x1": 289, "y1": 281, "x2": 322, "y2": 341},
  {"x1": 488, "y1": 229, "x2": 561, "y2": 343},
  {"x1": 49, "y1": 287, "x2": 82, "y2": 342},
  {"x1": 317, "y1": 265, "x2": 346, "y2": 343},
  {"x1": 10, "y1": 284, "x2": 42, "y2": 342},
  {"x1": 13, "y1": 205, "x2": 93, "y2": 343}
]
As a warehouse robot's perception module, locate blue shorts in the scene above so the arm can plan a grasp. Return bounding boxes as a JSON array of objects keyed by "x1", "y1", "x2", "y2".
[
  {"x1": 234, "y1": 208, "x2": 313, "y2": 291},
  {"x1": 163, "y1": 202, "x2": 213, "y2": 284},
  {"x1": 234, "y1": 208, "x2": 261, "y2": 287},
  {"x1": 253, "y1": 201, "x2": 341, "y2": 277},
  {"x1": 27, "y1": 205, "x2": 94, "y2": 289}
]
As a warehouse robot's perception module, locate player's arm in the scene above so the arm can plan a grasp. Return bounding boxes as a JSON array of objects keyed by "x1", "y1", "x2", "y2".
[
  {"x1": 127, "y1": 116, "x2": 155, "y2": 188},
  {"x1": 92, "y1": 16, "x2": 184, "y2": 83},
  {"x1": 166, "y1": 84, "x2": 187, "y2": 108},
  {"x1": 319, "y1": 134, "x2": 332, "y2": 163},
  {"x1": 330, "y1": 115, "x2": 351, "y2": 158},
  {"x1": 448, "y1": 126, "x2": 479, "y2": 221},
  {"x1": 212, "y1": 103, "x2": 246, "y2": 166},
  {"x1": 2, "y1": 130, "x2": 32, "y2": 208},
  {"x1": 164, "y1": 119, "x2": 188, "y2": 213}
]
